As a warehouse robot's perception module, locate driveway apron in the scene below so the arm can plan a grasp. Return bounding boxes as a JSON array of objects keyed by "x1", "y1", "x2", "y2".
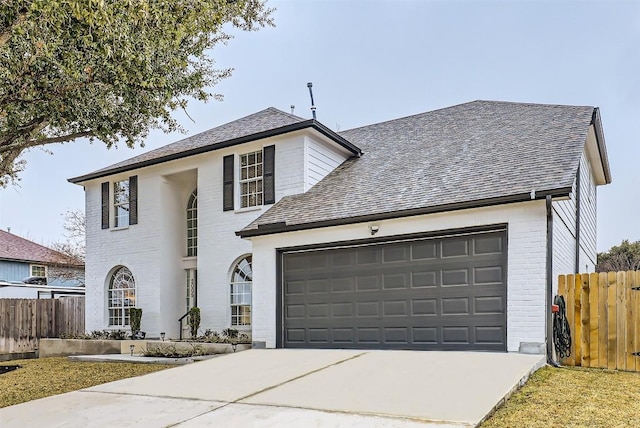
[{"x1": 0, "y1": 349, "x2": 544, "y2": 427}]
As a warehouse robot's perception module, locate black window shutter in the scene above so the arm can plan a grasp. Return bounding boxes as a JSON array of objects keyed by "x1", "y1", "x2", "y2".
[
  {"x1": 129, "y1": 175, "x2": 138, "y2": 225},
  {"x1": 223, "y1": 155, "x2": 234, "y2": 211},
  {"x1": 101, "y1": 182, "x2": 110, "y2": 229},
  {"x1": 263, "y1": 145, "x2": 275, "y2": 205}
]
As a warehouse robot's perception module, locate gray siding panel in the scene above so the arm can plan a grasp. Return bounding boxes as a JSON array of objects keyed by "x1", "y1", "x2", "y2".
[
  {"x1": 306, "y1": 138, "x2": 349, "y2": 189},
  {"x1": 0, "y1": 260, "x2": 30, "y2": 282},
  {"x1": 578, "y1": 151, "x2": 597, "y2": 269}
]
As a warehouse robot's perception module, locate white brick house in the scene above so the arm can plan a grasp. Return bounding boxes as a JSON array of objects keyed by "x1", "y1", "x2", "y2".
[{"x1": 70, "y1": 101, "x2": 611, "y2": 354}]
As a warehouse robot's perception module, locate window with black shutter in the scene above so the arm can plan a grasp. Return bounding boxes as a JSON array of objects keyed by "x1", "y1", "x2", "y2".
[
  {"x1": 101, "y1": 182, "x2": 110, "y2": 229},
  {"x1": 129, "y1": 175, "x2": 138, "y2": 225},
  {"x1": 223, "y1": 155, "x2": 234, "y2": 211},
  {"x1": 263, "y1": 145, "x2": 275, "y2": 205}
]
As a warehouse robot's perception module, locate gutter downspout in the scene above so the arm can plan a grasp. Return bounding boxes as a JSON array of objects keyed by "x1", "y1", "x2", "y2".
[
  {"x1": 574, "y1": 164, "x2": 582, "y2": 273},
  {"x1": 546, "y1": 195, "x2": 557, "y2": 366}
]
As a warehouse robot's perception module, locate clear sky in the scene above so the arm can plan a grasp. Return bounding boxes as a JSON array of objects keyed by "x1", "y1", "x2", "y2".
[{"x1": 0, "y1": 0, "x2": 638, "y2": 252}]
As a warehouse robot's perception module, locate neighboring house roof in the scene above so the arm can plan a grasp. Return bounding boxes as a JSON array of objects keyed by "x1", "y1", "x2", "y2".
[
  {"x1": 69, "y1": 107, "x2": 361, "y2": 183},
  {"x1": 239, "y1": 100, "x2": 611, "y2": 237},
  {"x1": 0, "y1": 230, "x2": 83, "y2": 267}
]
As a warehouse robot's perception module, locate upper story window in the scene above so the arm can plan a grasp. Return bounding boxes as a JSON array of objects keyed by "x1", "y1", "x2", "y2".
[
  {"x1": 223, "y1": 146, "x2": 275, "y2": 212},
  {"x1": 101, "y1": 176, "x2": 138, "y2": 229},
  {"x1": 114, "y1": 180, "x2": 130, "y2": 227},
  {"x1": 240, "y1": 151, "x2": 263, "y2": 208},
  {"x1": 30, "y1": 264, "x2": 46, "y2": 277},
  {"x1": 187, "y1": 189, "x2": 197, "y2": 257}
]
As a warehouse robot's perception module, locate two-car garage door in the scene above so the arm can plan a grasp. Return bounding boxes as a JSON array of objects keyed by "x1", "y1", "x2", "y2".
[{"x1": 280, "y1": 229, "x2": 507, "y2": 351}]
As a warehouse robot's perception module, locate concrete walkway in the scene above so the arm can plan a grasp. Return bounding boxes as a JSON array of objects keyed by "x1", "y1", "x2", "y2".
[{"x1": 0, "y1": 349, "x2": 545, "y2": 427}]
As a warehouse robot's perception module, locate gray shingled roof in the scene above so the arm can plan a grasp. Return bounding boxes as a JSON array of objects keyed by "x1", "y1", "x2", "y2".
[
  {"x1": 69, "y1": 107, "x2": 308, "y2": 182},
  {"x1": 240, "y1": 100, "x2": 602, "y2": 236}
]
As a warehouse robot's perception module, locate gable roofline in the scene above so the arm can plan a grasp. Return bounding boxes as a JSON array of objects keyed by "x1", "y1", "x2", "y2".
[
  {"x1": 236, "y1": 186, "x2": 572, "y2": 238},
  {"x1": 68, "y1": 119, "x2": 361, "y2": 184},
  {"x1": 591, "y1": 107, "x2": 612, "y2": 184}
]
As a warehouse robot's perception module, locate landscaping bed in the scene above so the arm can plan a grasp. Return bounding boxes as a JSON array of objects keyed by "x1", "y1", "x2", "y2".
[
  {"x1": 481, "y1": 366, "x2": 640, "y2": 427},
  {"x1": 0, "y1": 357, "x2": 173, "y2": 408}
]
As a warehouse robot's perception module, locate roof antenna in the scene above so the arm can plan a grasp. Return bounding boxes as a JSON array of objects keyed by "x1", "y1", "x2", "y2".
[
  {"x1": 307, "y1": 82, "x2": 317, "y2": 120},
  {"x1": 290, "y1": 105, "x2": 295, "y2": 115}
]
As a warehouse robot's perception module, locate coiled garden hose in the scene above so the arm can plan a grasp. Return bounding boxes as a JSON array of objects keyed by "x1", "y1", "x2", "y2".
[{"x1": 553, "y1": 295, "x2": 572, "y2": 359}]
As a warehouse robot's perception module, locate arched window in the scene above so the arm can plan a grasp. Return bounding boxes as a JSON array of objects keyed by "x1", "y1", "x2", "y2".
[
  {"x1": 187, "y1": 189, "x2": 197, "y2": 257},
  {"x1": 108, "y1": 266, "x2": 136, "y2": 327},
  {"x1": 230, "y1": 256, "x2": 252, "y2": 326}
]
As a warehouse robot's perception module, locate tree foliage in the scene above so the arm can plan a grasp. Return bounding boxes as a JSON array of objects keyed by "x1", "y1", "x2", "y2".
[
  {"x1": 0, "y1": 0, "x2": 273, "y2": 186},
  {"x1": 596, "y1": 239, "x2": 640, "y2": 272},
  {"x1": 49, "y1": 209, "x2": 86, "y2": 285}
]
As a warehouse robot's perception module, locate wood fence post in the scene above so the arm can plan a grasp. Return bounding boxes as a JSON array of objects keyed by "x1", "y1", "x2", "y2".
[
  {"x1": 589, "y1": 272, "x2": 599, "y2": 368},
  {"x1": 598, "y1": 272, "x2": 608, "y2": 368},
  {"x1": 607, "y1": 271, "x2": 617, "y2": 370},
  {"x1": 574, "y1": 274, "x2": 582, "y2": 366},
  {"x1": 581, "y1": 273, "x2": 590, "y2": 367},
  {"x1": 616, "y1": 271, "x2": 626, "y2": 371},
  {"x1": 567, "y1": 274, "x2": 576, "y2": 366}
]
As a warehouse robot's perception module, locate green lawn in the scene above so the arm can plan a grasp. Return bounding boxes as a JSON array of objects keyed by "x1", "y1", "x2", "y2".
[
  {"x1": 0, "y1": 357, "x2": 173, "y2": 408},
  {"x1": 481, "y1": 366, "x2": 640, "y2": 427}
]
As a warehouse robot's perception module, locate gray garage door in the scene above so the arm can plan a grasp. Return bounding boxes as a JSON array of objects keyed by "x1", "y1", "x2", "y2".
[{"x1": 280, "y1": 229, "x2": 507, "y2": 351}]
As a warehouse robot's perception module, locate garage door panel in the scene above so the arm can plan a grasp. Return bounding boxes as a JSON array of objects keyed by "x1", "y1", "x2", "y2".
[
  {"x1": 382, "y1": 273, "x2": 409, "y2": 289},
  {"x1": 281, "y1": 230, "x2": 507, "y2": 351},
  {"x1": 357, "y1": 328, "x2": 381, "y2": 343},
  {"x1": 441, "y1": 238, "x2": 469, "y2": 258},
  {"x1": 410, "y1": 241, "x2": 438, "y2": 260},
  {"x1": 382, "y1": 245, "x2": 409, "y2": 263},
  {"x1": 331, "y1": 277, "x2": 355, "y2": 292},
  {"x1": 411, "y1": 298, "x2": 438, "y2": 316},
  {"x1": 383, "y1": 300, "x2": 408, "y2": 316},
  {"x1": 474, "y1": 296, "x2": 505, "y2": 314},
  {"x1": 474, "y1": 266, "x2": 504, "y2": 284},
  {"x1": 356, "y1": 247, "x2": 379, "y2": 265},
  {"x1": 333, "y1": 328, "x2": 355, "y2": 343},
  {"x1": 411, "y1": 271, "x2": 438, "y2": 288},
  {"x1": 286, "y1": 304, "x2": 305, "y2": 319},
  {"x1": 356, "y1": 276, "x2": 379, "y2": 291},
  {"x1": 356, "y1": 301, "x2": 381, "y2": 317},
  {"x1": 441, "y1": 297, "x2": 470, "y2": 315},
  {"x1": 473, "y1": 235, "x2": 504, "y2": 255},
  {"x1": 332, "y1": 302, "x2": 354, "y2": 317},
  {"x1": 308, "y1": 328, "x2": 329, "y2": 343},
  {"x1": 475, "y1": 326, "x2": 504, "y2": 344},
  {"x1": 442, "y1": 326, "x2": 471, "y2": 344},
  {"x1": 412, "y1": 327, "x2": 439, "y2": 344},
  {"x1": 384, "y1": 327, "x2": 409, "y2": 343},
  {"x1": 307, "y1": 279, "x2": 331, "y2": 294},
  {"x1": 441, "y1": 268, "x2": 469, "y2": 286}
]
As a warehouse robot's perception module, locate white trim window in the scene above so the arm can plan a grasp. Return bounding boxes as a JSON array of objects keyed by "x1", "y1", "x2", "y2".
[
  {"x1": 113, "y1": 180, "x2": 130, "y2": 227},
  {"x1": 239, "y1": 151, "x2": 263, "y2": 208},
  {"x1": 30, "y1": 264, "x2": 47, "y2": 277},
  {"x1": 187, "y1": 189, "x2": 197, "y2": 257},
  {"x1": 230, "y1": 256, "x2": 252, "y2": 326},
  {"x1": 108, "y1": 266, "x2": 136, "y2": 327}
]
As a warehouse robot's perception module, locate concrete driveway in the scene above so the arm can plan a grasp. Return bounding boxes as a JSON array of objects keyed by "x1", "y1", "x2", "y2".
[{"x1": 0, "y1": 349, "x2": 544, "y2": 427}]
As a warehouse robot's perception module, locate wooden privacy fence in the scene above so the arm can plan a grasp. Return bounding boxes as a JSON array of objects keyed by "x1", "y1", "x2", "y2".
[
  {"x1": 0, "y1": 297, "x2": 85, "y2": 354},
  {"x1": 558, "y1": 271, "x2": 640, "y2": 372}
]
